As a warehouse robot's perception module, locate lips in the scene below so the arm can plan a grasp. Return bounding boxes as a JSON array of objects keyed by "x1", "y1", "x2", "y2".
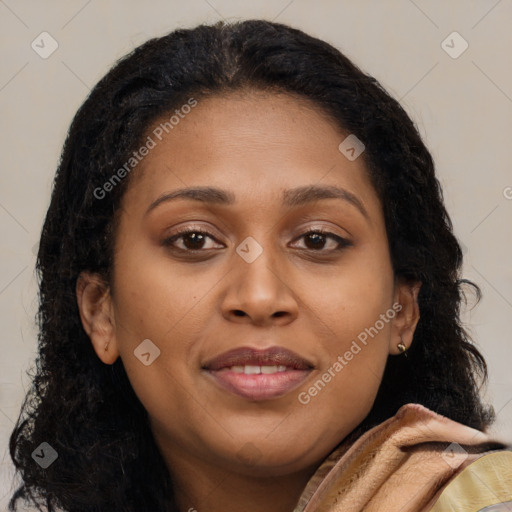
[
  {"x1": 202, "y1": 346, "x2": 314, "y2": 401},
  {"x1": 204, "y1": 346, "x2": 313, "y2": 371}
]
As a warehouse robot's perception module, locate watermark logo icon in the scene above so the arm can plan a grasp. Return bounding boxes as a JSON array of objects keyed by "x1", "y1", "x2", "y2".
[
  {"x1": 31, "y1": 442, "x2": 58, "y2": 468},
  {"x1": 134, "y1": 339, "x2": 161, "y2": 366},
  {"x1": 236, "y1": 236, "x2": 263, "y2": 263},
  {"x1": 31, "y1": 32, "x2": 59, "y2": 59},
  {"x1": 441, "y1": 32, "x2": 469, "y2": 59},
  {"x1": 338, "y1": 134, "x2": 365, "y2": 161},
  {"x1": 441, "y1": 442, "x2": 468, "y2": 469}
]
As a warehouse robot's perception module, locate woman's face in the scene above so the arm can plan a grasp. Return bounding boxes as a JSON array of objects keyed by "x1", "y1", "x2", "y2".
[{"x1": 78, "y1": 90, "x2": 419, "y2": 478}]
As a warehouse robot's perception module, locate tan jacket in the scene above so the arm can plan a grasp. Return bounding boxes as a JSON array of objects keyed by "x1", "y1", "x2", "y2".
[{"x1": 293, "y1": 403, "x2": 512, "y2": 511}]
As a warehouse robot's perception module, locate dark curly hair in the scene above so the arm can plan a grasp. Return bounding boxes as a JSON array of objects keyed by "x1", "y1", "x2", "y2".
[{"x1": 9, "y1": 19, "x2": 495, "y2": 512}]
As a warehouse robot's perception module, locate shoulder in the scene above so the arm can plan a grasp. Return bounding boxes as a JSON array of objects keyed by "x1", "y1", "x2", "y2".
[{"x1": 429, "y1": 449, "x2": 512, "y2": 511}]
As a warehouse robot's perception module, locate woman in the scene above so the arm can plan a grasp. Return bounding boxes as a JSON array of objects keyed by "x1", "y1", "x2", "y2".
[{"x1": 9, "y1": 19, "x2": 512, "y2": 512}]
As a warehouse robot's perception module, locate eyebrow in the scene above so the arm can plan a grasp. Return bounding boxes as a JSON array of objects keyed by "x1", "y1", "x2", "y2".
[{"x1": 145, "y1": 184, "x2": 369, "y2": 220}]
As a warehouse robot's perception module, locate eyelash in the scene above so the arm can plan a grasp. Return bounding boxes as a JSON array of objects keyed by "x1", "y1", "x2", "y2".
[{"x1": 162, "y1": 226, "x2": 352, "y2": 254}]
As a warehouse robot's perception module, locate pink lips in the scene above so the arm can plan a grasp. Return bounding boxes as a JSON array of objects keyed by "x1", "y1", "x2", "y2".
[{"x1": 202, "y1": 346, "x2": 314, "y2": 401}]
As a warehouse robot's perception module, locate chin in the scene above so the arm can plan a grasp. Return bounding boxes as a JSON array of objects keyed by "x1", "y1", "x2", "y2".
[{"x1": 209, "y1": 437, "x2": 326, "y2": 477}]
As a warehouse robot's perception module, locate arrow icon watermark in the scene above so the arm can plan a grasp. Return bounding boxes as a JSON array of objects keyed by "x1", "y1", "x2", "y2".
[
  {"x1": 134, "y1": 339, "x2": 161, "y2": 366},
  {"x1": 31, "y1": 442, "x2": 58, "y2": 468},
  {"x1": 338, "y1": 134, "x2": 365, "y2": 161}
]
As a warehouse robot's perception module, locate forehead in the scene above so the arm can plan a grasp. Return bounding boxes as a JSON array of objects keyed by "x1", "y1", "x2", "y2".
[{"x1": 121, "y1": 90, "x2": 380, "y2": 217}]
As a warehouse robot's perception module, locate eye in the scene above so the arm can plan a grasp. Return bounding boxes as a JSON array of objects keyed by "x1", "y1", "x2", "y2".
[
  {"x1": 162, "y1": 227, "x2": 352, "y2": 254},
  {"x1": 292, "y1": 229, "x2": 352, "y2": 252},
  {"x1": 162, "y1": 227, "x2": 224, "y2": 252}
]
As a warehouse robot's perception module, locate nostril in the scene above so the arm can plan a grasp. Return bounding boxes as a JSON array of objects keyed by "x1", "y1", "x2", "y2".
[{"x1": 234, "y1": 310, "x2": 246, "y2": 317}]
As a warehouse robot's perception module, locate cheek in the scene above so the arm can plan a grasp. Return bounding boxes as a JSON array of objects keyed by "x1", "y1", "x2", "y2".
[
  {"x1": 109, "y1": 245, "x2": 221, "y2": 409},
  {"x1": 301, "y1": 245, "x2": 394, "y2": 341},
  {"x1": 112, "y1": 240, "x2": 216, "y2": 344},
  {"x1": 296, "y1": 286, "x2": 394, "y2": 437},
  {"x1": 295, "y1": 246, "x2": 394, "y2": 412}
]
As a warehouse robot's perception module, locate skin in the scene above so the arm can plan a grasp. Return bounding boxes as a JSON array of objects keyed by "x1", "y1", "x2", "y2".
[{"x1": 76, "y1": 89, "x2": 421, "y2": 512}]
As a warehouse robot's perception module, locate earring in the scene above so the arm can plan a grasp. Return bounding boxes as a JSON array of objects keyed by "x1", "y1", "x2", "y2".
[{"x1": 397, "y1": 338, "x2": 407, "y2": 357}]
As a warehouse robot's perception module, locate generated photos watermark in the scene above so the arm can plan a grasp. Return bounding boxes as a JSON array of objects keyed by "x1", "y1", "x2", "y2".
[
  {"x1": 298, "y1": 302, "x2": 402, "y2": 405},
  {"x1": 93, "y1": 98, "x2": 198, "y2": 200}
]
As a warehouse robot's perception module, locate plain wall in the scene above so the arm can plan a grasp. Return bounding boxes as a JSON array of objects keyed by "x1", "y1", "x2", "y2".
[{"x1": 1, "y1": 0, "x2": 511, "y2": 508}]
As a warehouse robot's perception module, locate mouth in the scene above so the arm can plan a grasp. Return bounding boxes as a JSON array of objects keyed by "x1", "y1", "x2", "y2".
[{"x1": 202, "y1": 346, "x2": 314, "y2": 401}]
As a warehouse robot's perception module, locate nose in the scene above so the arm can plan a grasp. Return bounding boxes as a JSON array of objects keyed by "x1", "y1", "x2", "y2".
[{"x1": 220, "y1": 247, "x2": 299, "y2": 327}]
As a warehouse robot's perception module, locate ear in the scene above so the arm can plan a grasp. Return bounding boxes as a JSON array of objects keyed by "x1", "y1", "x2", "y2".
[
  {"x1": 389, "y1": 279, "x2": 421, "y2": 355},
  {"x1": 76, "y1": 271, "x2": 119, "y2": 365}
]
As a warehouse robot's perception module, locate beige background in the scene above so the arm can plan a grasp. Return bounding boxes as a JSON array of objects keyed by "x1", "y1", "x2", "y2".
[{"x1": 1, "y1": 0, "x2": 511, "y2": 508}]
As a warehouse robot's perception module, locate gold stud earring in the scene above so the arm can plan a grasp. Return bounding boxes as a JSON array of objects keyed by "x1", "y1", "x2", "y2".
[{"x1": 397, "y1": 338, "x2": 407, "y2": 356}]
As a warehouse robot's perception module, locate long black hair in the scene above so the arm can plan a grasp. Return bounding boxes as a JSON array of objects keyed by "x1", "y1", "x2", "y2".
[{"x1": 9, "y1": 19, "x2": 494, "y2": 511}]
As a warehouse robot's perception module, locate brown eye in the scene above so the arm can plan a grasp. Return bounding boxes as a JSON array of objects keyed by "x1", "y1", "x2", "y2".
[
  {"x1": 294, "y1": 230, "x2": 352, "y2": 252},
  {"x1": 304, "y1": 232, "x2": 328, "y2": 250},
  {"x1": 163, "y1": 229, "x2": 223, "y2": 252},
  {"x1": 180, "y1": 232, "x2": 207, "y2": 250}
]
